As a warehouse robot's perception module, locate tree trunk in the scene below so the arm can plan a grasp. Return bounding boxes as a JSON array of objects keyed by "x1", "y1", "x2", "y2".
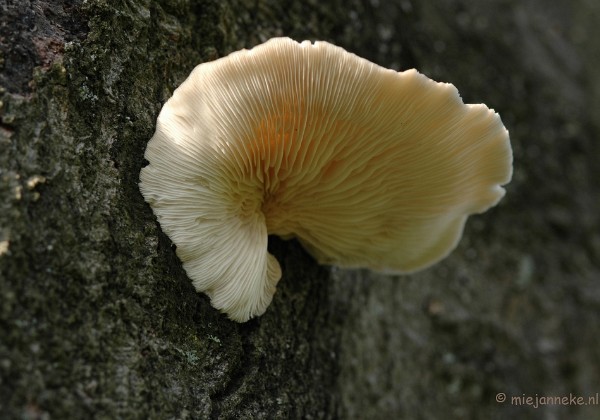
[{"x1": 1, "y1": 0, "x2": 599, "y2": 418}]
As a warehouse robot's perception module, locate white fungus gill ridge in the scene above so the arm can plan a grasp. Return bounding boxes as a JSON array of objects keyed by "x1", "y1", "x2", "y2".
[{"x1": 140, "y1": 37, "x2": 513, "y2": 322}]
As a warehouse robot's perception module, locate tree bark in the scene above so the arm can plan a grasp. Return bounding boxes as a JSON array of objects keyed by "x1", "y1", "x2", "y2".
[{"x1": 1, "y1": 0, "x2": 599, "y2": 418}]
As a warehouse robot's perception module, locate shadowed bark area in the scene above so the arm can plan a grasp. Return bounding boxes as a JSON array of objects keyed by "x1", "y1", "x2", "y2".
[{"x1": 1, "y1": 0, "x2": 598, "y2": 418}]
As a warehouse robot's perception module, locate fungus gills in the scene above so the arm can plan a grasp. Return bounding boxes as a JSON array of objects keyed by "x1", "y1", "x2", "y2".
[{"x1": 140, "y1": 38, "x2": 513, "y2": 322}]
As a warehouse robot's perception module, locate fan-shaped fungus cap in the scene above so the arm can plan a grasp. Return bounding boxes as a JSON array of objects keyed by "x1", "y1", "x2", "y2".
[{"x1": 140, "y1": 37, "x2": 512, "y2": 322}]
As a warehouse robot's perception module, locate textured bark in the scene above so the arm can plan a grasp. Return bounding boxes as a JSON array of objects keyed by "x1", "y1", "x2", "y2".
[{"x1": 1, "y1": 0, "x2": 599, "y2": 419}]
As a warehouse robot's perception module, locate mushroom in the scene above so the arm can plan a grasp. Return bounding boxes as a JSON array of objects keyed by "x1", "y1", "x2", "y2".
[{"x1": 140, "y1": 37, "x2": 512, "y2": 322}]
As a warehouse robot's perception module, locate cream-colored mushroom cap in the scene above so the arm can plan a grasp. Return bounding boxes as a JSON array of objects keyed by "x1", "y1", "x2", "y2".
[{"x1": 140, "y1": 37, "x2": 512, "y2": 322}]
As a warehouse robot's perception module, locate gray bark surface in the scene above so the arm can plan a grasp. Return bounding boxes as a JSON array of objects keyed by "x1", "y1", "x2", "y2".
[{"x1": 1, "y1": 0, "x2": 599, "y2": 419}]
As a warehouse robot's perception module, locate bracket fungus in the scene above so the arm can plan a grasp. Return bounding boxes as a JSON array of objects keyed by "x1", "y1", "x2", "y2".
[{"x1": 140, "y1": 37, "x2": 512, "y2": 322}]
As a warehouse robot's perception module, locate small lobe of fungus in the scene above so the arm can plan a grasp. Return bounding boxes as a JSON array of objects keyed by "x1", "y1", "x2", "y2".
[{"x1": 140, "y1": 38, "x2": 513, "y2": 322}]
